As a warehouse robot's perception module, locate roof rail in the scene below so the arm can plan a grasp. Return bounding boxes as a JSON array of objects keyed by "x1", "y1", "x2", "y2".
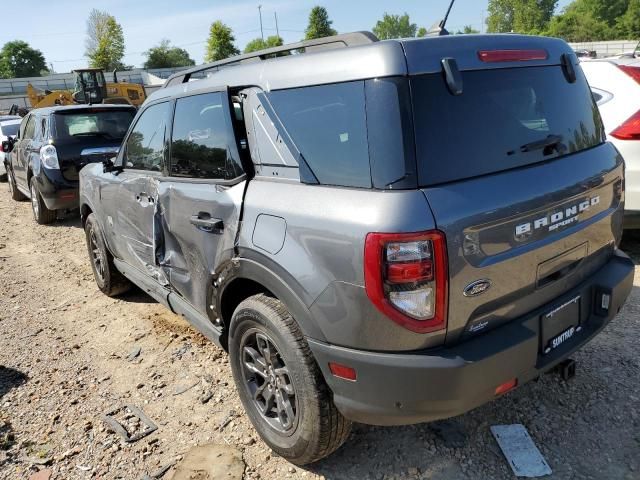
[{"x1": 164, "y1": 31, "x2": 379, "y2": 88}]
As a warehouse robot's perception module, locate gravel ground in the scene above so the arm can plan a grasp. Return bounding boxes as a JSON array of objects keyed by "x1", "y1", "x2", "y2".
[{"x1": 0, "y1": 185, "x2": 639, "y2": 480}]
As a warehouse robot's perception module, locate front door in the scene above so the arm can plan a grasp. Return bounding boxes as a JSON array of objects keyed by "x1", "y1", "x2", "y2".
[
  {"x1": 106, "y1": 100, "x2": 172, "y2": 278},
  {"x1": 155, "y1": 90, "x2": 246, "y2": 314}
]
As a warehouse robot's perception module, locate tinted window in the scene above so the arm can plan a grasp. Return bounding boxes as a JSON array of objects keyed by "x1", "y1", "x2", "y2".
[
  {"x1": 412, "y1": 66, "x2": 605, "y2": 186},
  {"x1": 125, "y1": 102, "x2": 171, "y2": 171},
  {"x1": 170, "y1": 92, "x2": 244, "y2": 180},
  {"x1": 0, "y1": 123, "x2": 19, "y2": 137},
  {"x1": 268, "y1": 81, "x2": 371, "y2": 188},
  {"x1": 54, "y1": 109, "x2": 134, "y2": 140}
]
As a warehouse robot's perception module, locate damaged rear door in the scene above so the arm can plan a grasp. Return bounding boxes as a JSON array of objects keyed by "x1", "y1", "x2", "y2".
[
  {"x1": 155, "y1": 89, "x2": 246, "y2": 315},
  {"x1": 109, "y1": 100, "x2": 172, "y2": 279}
]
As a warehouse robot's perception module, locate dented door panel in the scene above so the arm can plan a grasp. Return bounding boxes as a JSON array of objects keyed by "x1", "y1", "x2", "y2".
[{"x1": 155, "y1": 179, "x2": 245, "y2": 314}]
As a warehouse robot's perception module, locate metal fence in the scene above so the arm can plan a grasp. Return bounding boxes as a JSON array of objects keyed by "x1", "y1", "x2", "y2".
[
  {"x1": 0, "y1": 66, "x2": 188, "y2": 96},
  {"x1": 568, "y1": 40, "x2": 638, "y2": 58}
]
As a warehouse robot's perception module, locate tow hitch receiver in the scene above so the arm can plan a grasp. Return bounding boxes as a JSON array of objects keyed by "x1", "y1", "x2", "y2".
[{"x1": 556, "y1": 359, "x2": 576, "y2": 381}]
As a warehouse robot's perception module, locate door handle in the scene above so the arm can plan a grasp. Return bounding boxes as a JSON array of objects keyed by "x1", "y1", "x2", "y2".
[{"x1": 190, "y1": 214, "x2": 224, "y2": 233}]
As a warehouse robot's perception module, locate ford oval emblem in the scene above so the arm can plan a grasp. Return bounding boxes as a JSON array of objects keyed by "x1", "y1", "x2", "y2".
[{"x1": 463, "y1": 279, "x2": 492, "y2": 297}]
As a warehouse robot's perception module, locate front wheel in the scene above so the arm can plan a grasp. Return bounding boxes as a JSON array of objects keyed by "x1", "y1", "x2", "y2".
[
  {"x1": 7, "y1": 168, "x2": 26, "y2": 201},
  {"x1": 229, "y1": 294, "x2": 351, "y2": 465}
]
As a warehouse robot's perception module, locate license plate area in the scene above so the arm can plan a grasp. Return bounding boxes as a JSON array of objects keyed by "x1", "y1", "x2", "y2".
[{"x1": 540, "y1": 295, "x2": 580, "y2": 354}]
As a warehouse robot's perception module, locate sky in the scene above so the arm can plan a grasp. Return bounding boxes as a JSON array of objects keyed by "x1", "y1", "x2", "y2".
[{"x1": 0, "y1": 0, "x2": 574, "y2": 73}]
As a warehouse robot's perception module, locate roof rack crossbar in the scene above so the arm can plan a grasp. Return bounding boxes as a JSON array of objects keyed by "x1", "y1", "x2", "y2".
[{"x1": 164, "y1": 31, "x2": 379, "y2": 87}]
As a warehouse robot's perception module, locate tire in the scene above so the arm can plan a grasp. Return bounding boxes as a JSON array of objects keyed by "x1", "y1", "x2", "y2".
[
  {"x1": 229, "y1": 294, "x2": 351, "y2": 465},
  {"x1": 7, "y1": 168, "x2": 26, "y2": 201},
  {"x1": 30, "y1": 179, "x2": 57, "y2": 225},
  {"x1": 84, "y1": 213, "x2": 131, "y2": 297}
]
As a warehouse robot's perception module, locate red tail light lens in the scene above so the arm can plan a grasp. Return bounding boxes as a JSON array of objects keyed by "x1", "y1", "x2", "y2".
[
  {"x1": 618, "y1": 65, "x2": 640, "y2": 84},
  {"x1": 478, "y1": 49, "x2": 548, "y2": 63},
  {"x1": 364, "y1": 231, "x2": 448, "y2": 334},
  {"x1": 611, "y1": 110, "x2": 640, "y2": 140}
]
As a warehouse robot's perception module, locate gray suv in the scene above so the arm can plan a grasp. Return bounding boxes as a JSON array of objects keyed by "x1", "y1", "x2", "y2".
[{"x1": 79, "y1": 32, "x2": 635, "y2": 464}]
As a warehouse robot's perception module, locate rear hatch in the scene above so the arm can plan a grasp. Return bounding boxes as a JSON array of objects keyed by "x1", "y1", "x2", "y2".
[
  {"x1": 52, "y1": 107, "x2": 135, "y2": 181},
  {"x1": 403, "y1": 36, "x2": 624, "y2": 345}
]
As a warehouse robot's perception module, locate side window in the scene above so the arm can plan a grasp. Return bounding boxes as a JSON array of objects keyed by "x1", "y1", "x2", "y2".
[
  {"x1": 124, "y1": 102, "x2": 171, "y2": 171},
  {"x1": 170, "y1": 92, "x2": 244, "y2": 180},
  {"x1": 23, "y1": 116, "x2": 36, "y2": 140},
  {"x1": 268, "y1": 81, "x2": 372, "y2": 188}
]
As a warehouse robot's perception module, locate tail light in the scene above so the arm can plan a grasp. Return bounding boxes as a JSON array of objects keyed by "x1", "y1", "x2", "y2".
[
  {"x1": 478, "y1": 49, "x2": 548, "y2": 63},
  {"x1": 618, "y1": 65, "x2": 640, "y2": 84},
  {"x1": 364, "y1": 231, "x2": 448, "y2": 333},
  {"x1": 611, "y1": 110, "x2": 640, "y2": 140},
  {"x1": 40, "y1": 145, "x2": 59, "y2": 169}
]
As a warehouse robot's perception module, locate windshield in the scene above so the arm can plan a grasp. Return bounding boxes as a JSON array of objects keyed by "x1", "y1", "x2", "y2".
[
  {"x1": 0, "y1": 123, "x2": 19, "y2": 137},
  {"x1": 411, "y1": 66, "x2": 605, "y2": 186},
  {"x1": 53, "y1": 109, "x2": 135, "y2": 140}
]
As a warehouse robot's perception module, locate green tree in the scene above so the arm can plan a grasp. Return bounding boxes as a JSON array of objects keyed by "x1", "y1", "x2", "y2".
[
  {"x1": 244, "y1": 36, "x2": 283, "y2": 53},
  {"x1": 618, "y1": 0, "x2": 640, "y2": 38},
  {"x1": 0, "y1": 41, "x2": 47, "y2": 78},
  {"x1": 417, "y1": 27, "x2": 429, "y2": 37},
  {"x1": 455, "y1": 25, "x2": 481, "y2": 34},
  {"x1": 85, "y1": 10, "x2": 125, "y2": 70},
  {"x1": 305, "y1": 6, "x2": 337, "y2": 40},
  {"x1": 544, "y1": 7, "x2": 613, "y2": 41},
  {"x1": 143, "y1": 39, "x2": 195, "y2": 69},
  {"x1": 205, "y1": 21, "x2": 240, "y2": 62},
  {"x1": 580, "y1": 0, "x2": 629, "y2": 27},
  {"x1": 373, "y1": 13, "x2": 417, "y2": 39},
  {"x1": 487, "y1": 0, "x2": 558, "y2": 34}
]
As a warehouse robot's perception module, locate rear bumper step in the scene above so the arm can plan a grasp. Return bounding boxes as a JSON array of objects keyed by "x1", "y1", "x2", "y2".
[{"x1": 308, "y1": 249, "x2": 634, "y2": 426}]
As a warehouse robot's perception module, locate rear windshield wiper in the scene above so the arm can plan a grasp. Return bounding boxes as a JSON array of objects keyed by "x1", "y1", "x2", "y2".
[
  {"x1": 519, "y1": 134, "x2": 566, "y2": 155},
  {"x1": 72, "y1": 131, "x2": 116, "y2": 139}
]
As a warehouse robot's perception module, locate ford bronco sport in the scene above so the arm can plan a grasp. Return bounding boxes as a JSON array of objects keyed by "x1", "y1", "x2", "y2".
[{"x1": 79, "y1": 32, "x2": 634, "y2": 464}]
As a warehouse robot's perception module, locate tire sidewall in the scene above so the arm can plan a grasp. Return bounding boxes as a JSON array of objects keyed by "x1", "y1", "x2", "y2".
[
  {"x1": 29, "y1": 179, "x2": 41, "y2": 223},
  {"x1": 84, "y1": 215, "x2": 109, "y2": 291},
  {"x1": 229, "y1": 301, "x2": 317, "y2": 458}
]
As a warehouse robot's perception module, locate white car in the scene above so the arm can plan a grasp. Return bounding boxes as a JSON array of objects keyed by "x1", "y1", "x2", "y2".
[
  {"x1": 0, "y1": 118, "x2": 21, "y2": 182},
  {"x1": 581, "y1": 59, "x2": 640, "y2": 228}
]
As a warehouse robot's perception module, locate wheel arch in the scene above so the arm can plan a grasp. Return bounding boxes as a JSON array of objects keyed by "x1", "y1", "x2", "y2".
[{"x1": 216, "y1": 257, "x2": 326, "y2": 349}]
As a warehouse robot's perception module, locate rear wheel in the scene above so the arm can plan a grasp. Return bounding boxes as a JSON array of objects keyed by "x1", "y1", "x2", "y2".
[
  {"x1": 84, "y1": 213, "x2": 131, "y2": 296},
  {"x1": 229, "y1": 294, "x2": 351, "y2": 465},
  {"x1": 7, "y1": 168, "x2": 26, "y2": 201},
  {"x1": 30, "y1": 179, "x2": 56, "y2": 224}
]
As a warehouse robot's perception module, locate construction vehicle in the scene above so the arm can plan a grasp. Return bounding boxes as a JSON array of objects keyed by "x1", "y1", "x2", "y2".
[{"x1": 27, "y1": 68, "x2": 146, "y2": 109}]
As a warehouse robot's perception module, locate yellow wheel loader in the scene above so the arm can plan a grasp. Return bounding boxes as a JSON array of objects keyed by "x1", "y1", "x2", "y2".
[{"x1": 27, "y1": 68, "x2": 146, "y2": 109}]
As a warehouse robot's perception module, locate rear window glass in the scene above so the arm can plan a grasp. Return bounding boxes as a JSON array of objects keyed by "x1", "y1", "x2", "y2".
[
  {"x1": 54, "y1": 109, "x2": 135, "y2": 140},
  {"x1": 0, "y1": 123, "x2": 19, "y2": 137},
  {"x1": 412, "y1": 66, "x2": 605, "y2": 186},
  {"x1": 268, "y1": 81, "x2": 372, "y2": 188}
]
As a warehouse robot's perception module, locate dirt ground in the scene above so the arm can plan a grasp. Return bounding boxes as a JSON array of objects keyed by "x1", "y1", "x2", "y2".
[{"x1": 0, "y1": 185, "x2": 639, "y2": 480}]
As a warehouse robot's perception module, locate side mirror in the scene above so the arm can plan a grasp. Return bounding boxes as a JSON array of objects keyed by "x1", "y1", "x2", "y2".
[
  {"x1": 102, "y1": 156, "x2": 123, "y2": 174},
  {"x1": 1, "y1": 138, "x2": 15, "y2": 153}
]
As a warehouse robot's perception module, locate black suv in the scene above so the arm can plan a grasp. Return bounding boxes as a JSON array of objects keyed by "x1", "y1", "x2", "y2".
[{"x1": 4, "y1": 105, "x2": 135, "y2": 224}]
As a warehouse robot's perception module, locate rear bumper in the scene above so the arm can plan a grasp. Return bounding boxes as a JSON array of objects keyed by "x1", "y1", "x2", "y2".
[
  {"x1": 309, "y1": 249, "x2": 634, "y2": 426},
  {"x1": 36, "y1": 168, "x2": 79, "y2": 210}
]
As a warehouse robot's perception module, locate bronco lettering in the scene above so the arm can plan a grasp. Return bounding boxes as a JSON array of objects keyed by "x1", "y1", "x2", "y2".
[{"x1": 515, "y1": 196, "x2": 600, "y2": 236}]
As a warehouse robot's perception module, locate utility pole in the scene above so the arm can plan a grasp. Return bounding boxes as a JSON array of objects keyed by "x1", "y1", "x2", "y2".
[
  {"x1": 274, "y1": 12, "x2": 280, "y2": 39},
  {"x1": 258, "y1": 5, "x2": 264, "y2": 41}
]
